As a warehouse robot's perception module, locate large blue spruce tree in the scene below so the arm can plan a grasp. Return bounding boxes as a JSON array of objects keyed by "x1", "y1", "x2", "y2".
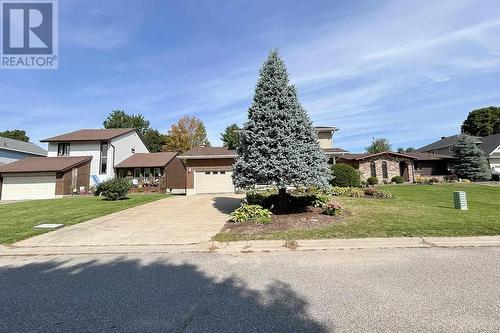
[{"x1": 233, "y1": 50, "x2": 331, "y2": 209}]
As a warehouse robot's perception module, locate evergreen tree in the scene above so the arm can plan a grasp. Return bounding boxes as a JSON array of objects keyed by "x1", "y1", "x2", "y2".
[
  {"x1": 233, "y1": 50, "x2": 330, "y2": 210},
  {"x1": 221, "y1": 123, "x2": 240, "y2": 150},
  {"x1": 452, "y1": 134, "x2": 491, "y2": 180}
]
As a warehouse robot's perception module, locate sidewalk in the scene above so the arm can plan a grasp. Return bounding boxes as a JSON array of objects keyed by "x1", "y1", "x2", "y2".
[{"x1": 1, "y1": 236, "x2": 499, "y2": 256}]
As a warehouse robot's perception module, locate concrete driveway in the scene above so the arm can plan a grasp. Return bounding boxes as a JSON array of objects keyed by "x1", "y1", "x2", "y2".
[{"x1": 15, "y1": 194, "x2": 242, "y2": 246}]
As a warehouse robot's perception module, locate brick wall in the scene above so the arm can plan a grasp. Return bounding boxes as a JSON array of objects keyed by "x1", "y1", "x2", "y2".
[{"x1": 357, "y1": 155, "x2": 414, "y2": 182}]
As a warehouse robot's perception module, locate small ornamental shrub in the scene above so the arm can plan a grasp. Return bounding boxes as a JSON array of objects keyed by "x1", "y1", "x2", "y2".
[
  {"x1": 322, "y1": 201, "x2": 343, "y2": 216},
  {"x1": 367, "y1": 176, "x2": 378, "y2": 185},
  {"x1": 391, "y1": 176, "x2": 404, "y2": 184},
  {"x1": 460, "y1": 178, "x2": 471, "y2": 184},
  {"x1": 245, "y1": 188, "x2": 277, "y2": 206},
  {"x1": 330, "y1": 186, "x2": 352, "y2": 196},
  {"x1": 310, "y1": 193, "x2": 331, "y2": 207},
  {"x1": 428, "y1": 177, "x2": 440, "y2": 184},
  {"x1": 372, "y1": 190, "x2": 393, "y2": 199},
  {"x1": 346, "y1": 188, "x2": 364, "y2": 197},
  {"x1": 97, "y1": 178, "x2": 132, "y2": 201},
  {"x1": 330, "y1": 163, "x2": 361, "y2": 187},
  {"x1": 230, "y1": 205, "x2": 272, "y2": 224},
  {"x1": 364, "y1": 187, "x2": 378, "y2": 196},
  {"x1": 444, "y1": 174, "x2": 458, "y2": 182},
  {"x1": 415, "y1": 175, "x2": 428, "y2": 184}
]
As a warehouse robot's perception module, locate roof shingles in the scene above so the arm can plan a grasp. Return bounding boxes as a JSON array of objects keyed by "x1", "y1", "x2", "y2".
[
  {"x1": 115, "y1": 152, "x2": 178, "y2": 168},
  {"x1": 0, "y1": 156, "x2": 92, "y2": 174},
  {"x1": 41, "y1": 129, "x2": 136, "y2": 142}
]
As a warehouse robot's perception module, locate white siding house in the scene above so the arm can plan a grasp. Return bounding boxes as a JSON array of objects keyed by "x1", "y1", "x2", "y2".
[{"x1": 43, "y1": 129, "x2": 148, "y2": 185}]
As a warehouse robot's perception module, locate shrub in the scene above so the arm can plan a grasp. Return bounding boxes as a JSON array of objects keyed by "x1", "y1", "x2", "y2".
[
  {"x1": 229, "y1": 205, "x2": 272, "y2": 224},
  {"x1": 444, "y1": 174, "x2": 458, "y2": 182},
  {"x1": 415, "y1": 175, "x2": 428, "y2": 184},
  {"x1": 96, "y1": 178, "x2": 132, "y2": 201},
  {"x1": 367, "y1": 176, "x2": 378, "y2": 185},
  {"x1": 330, "y1": 186, "x2": 352, "y2": 196},
  {"x1": 322, "y1": 201, "x2": 343, "y2": 216},
  {"x1": 310, "y1": 193, "x2": 331, "y2": 207},
  {"x1": 330, "y1": 163, "x2": 361, "y2": 187},
  {"x1": 428, "y1": 177, "x2": 440, "y2": 184},
  {"x1": 372, "y1": 190, "x2": 393, "y2": 199},
  {"x1": 364, "y1": 187, "x2": 378, "y2": 196},
  {"x1": 391, "y1": 175, "x2": 404, "y2": 184},
  {"x1": 460, "y1": 178, "x2": 471, "y2": 184},
  {"x1": 346, "y1": 188, "x2": 364, "y2": 197},
  {"x1": 245, "y1": 188, "x2": 277, "y2": 206}
]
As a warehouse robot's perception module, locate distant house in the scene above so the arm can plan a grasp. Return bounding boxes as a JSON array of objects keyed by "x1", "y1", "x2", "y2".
[
  {"x1": 316, "y1": 126, "x2": 349, "y2": 163},
  {"x1": 417, "y1": 133, "x2": 500, "y2": 175},
  {"x1": 0, "y1": 136, "x2": 47, "y2": 165}
]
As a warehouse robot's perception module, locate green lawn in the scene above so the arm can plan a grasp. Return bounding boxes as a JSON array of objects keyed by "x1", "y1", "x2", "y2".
[
  {"x1": 213, "y1": 184, "x2": 500, "y2": 241},
  {"x1": 0, "y1": 193, "x2": 169, "y2": 244}
]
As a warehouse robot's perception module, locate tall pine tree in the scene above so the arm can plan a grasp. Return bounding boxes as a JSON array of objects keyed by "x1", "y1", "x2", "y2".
[
  {"x1": 452, "y1": 134, "x2": 491, "y2": 180},
  {"x1": 233, "y1": 50, "x2": 330, "y2": 209}
]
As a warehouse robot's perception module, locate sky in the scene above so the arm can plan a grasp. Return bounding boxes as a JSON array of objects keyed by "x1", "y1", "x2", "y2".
[{"x1": 1, "y1": 0, "x2": 500, "y2": 152}]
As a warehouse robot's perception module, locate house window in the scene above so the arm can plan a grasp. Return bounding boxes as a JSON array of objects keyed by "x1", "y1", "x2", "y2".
[
  {"x1": 134, "y1": 168, "x2": 141, "y2": 178},
  {"x1": 153, "y1": 168, "x2": 161, "y2": 177},
  {"x1": 220, "y1": 171, "x2": 226, "y2": 174},
  {"x1": 205, "y1": 171, "x2": 210, "y2": 175},
  {"x1": 212, "y1": 171, "x2": 218, "y2": 174},
  {"x1": 370, "y1": 161, "x2": 376, "y2": 177},
  {"x1": 144, "y1": 168, "x2": 151, "y2": 177},
  {"x1": 131, "y1": 148, "x2": 135, "y2": 153},
  {"x1": 57, "y1": 143, "x2": 70, "y2": 156},
  {"x1": 100, "y1": 142, "x2": 108, "y2": 174},
  {"x1": 382, "y1": 161, "x2": 388, "y2": 179}
]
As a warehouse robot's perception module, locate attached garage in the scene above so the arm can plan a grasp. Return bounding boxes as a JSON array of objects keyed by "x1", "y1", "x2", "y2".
[
  {"x1": 1, "y1": 174, "x2": 56, "y2": 200},
  {"x1": 177, "y1": 147, "x2": 237, "y2": 195},
  {"x1": 0, "y1": 156, "x2": 92, "y2": 201},
  {"x1": 195, "y1": 171, "x2": 234, "y2": 194}
]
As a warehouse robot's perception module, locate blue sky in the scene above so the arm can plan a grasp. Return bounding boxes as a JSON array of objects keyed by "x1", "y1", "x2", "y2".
[{"x1": 1, "y1": 0, "x2": 500, "y2": 152}]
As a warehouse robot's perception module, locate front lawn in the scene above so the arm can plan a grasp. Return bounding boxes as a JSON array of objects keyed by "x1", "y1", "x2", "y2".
[
  {"x1": 0, "y1": 194, "x2": 169, "y2": 244},
  {"x1": 213, "y1": 184, "x2": 500, "y2": 241}
]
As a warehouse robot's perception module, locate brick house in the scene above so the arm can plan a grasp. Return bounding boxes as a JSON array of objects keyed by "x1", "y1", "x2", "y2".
[{"x1": 337, "y1": 152, "x2": 416, "y2": 183}]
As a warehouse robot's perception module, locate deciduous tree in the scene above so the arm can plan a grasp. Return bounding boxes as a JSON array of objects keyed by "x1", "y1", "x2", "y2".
[
  {"x1": 461, "y1": 106, "x2": 500, "y2": 136},
  {"x1": 366, "y1": 137, "x2": 391, "y2": 153},
  {"x1": 0, "y1": 129, "x2": 29, "y2": 142},
  {"x1": 164, "y1": 116, "x2": 210, "y2": 153}
]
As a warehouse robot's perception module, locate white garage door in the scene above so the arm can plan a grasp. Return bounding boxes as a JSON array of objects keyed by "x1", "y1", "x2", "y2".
[
  {"x1": 195, "y1": 171, "x2": 235, "y2": 194},
  {"x1": 1, "y1": 175, "x2": 57, "y2": 200}
]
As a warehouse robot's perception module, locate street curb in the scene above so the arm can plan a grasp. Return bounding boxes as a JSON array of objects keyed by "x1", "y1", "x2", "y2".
[{"x1": 0, "y1": 236, "x2": 499, "y2": 256}]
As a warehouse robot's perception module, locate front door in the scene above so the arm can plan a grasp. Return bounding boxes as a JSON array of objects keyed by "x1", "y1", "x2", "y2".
[{"x1": 399, "y1": 162, "x2": 409, "y2": 182}]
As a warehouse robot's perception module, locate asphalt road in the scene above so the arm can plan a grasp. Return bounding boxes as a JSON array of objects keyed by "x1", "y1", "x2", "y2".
[{"x1": 0, "y1": 247, "x2": 498, "y2": 332}]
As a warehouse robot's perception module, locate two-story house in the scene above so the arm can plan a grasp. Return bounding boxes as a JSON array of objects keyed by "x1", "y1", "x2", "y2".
[{"x1": 0, "y1": 129, "x2": 149, "y2": 201}]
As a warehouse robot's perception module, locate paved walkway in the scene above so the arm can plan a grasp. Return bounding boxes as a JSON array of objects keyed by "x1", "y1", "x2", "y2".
[{"x1": 14, "y1": 194, "x2": 242, "y2": 247}]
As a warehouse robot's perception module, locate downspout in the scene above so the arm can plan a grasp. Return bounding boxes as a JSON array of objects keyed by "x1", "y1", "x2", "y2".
[{"x1": 109, "y1": 142, "x2": 116, "y2": 177}]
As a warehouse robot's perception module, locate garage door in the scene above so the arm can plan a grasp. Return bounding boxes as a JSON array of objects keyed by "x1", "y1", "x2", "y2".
[
  {"x1": 1, "y1": 175, "x2": 56, "y2": 200},
  {"x1": 195, "y1": 171, "x2": 235, "y2": 194}
]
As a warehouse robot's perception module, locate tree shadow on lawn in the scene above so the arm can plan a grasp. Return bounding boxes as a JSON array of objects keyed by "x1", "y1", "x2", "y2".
[{"x1": 0, "y1": 258, "x2": 327, "y2": 332}]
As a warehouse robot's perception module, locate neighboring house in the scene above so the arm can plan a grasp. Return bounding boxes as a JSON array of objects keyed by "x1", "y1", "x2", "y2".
[
  {"x1": 316, "y1": 126, "x2": 349, "y2": 163},
  {"x1": 41, "y1": 128, "x2": 149, "y2": 185},
  {"x1": 337, "y1": 152, "x2": 416, "y2": 183},
  {"x1": 417, "y1": 133, "x2": 500, "y2": 175},
  {"x1": 0, "y1": 136, "x2": 47, "y2": 165},
  {"x1": 115, "y1": 152, "x2": 178, "y2": 190},
  {"x1": 0, "y1": 156, "x2": 91, "y2": 201},
  {"x1": 406, "y1": 152, "x2": 455, "y2": 179}
]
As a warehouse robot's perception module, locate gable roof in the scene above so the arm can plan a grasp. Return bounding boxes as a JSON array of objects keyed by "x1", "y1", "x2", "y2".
[
  {"x1": 478, "y1": 133, "x2": 500, "y2": 155},
  {"x1": 41, "y1": 128, "x2": 136, "y2": 142},
  {"x1": 416, "y1": 134, "x2": 481, "y2": 152},
  {"x1": 115, "y1": 152, "x2": 178, "y2": 168},
  {"x1": 178, "y1": 147, "x2": 237, "y2": 159},
  {"x1": 323, "y1": 147, "x2": 348, "y2": 154},
  {"x1": 315, "y1": 126, "x2": 339, "y2": 132},
  {"x1": 0, "y1": 156, "x2": 92, "y2": 174},
  {"x1": 337, "y1": 151, "x2": 418, "y2": 161},
  {"x1": 0, "y1": 136, "x2": 47, "y2": 156}
]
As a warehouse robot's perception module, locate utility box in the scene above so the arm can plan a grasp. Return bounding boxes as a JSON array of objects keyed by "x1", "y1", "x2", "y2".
[{"x1": 453, "y1": 191, "x2": 468, "y2": 210}]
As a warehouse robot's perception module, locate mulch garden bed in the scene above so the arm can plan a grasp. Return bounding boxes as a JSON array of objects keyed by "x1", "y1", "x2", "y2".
[{"x1": 220, "y1": 206, "x2": 350, "y2": 235}]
